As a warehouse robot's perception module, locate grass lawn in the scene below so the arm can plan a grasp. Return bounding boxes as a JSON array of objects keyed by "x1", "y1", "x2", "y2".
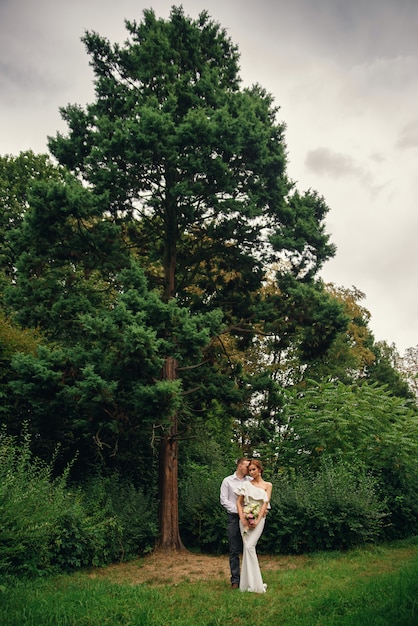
[{"x1": 1, "y1": 537, "x2": 417, "y2": 625}]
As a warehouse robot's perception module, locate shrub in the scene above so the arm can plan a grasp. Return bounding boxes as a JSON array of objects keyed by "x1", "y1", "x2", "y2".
[
  {"x1": 0, "y1": 425, "x2": 158, "y2": 576},
  {"x1": 49, "y1": 497, "x2": 123, "y2": 572},
  {"x1": 0, "y1": 424, "x2": 74, "y2": 575},
  {"x1": 280, "y1": 380, "x2": 418, "y2": 541},
  {"x1": 264, "y1": 459, "x2": 388, "y2": 553},
  {"x1": 380, "y1": 478, "x2": 418, "y2": 540},
  {"x1": 179, "y1": 463, "x2": 228, "y2": 553},
  {"x1": 179, "y1": 458, "x2": 388, "y2": 556},
  {"x1": 78, "y1": 473, "x2": 158, "y2": 561}
]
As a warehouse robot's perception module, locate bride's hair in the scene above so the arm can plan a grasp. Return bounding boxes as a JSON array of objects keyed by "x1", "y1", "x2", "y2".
[{"x1": 250, "y1": 459, "x2": 264, "y2": 475}]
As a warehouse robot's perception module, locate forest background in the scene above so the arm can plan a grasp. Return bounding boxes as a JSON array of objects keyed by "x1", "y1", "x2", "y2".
[{"x1": 1, "y1": 7, "x2": 418, "y2": 577}]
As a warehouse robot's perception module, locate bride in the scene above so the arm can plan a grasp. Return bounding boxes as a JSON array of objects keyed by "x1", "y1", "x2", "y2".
[{"x1": 234, "y1": 459, "x2": 272, "y2": 593}]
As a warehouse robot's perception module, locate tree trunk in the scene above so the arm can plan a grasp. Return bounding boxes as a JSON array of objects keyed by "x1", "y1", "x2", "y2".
[
  {"x1": 156, "y1": 356, "x2": 185, "y2": 551},
  {"x1": 156, "y1": 174, "x2": 185, "y2": 551}
]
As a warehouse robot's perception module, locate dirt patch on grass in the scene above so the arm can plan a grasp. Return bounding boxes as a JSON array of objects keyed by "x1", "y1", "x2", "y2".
[
  {"x1": 87, "y1": 543, "x2": 418, "y2": 588},
  {"x1": 88, "y1": 552, "x2": 305, "y2": 587}
]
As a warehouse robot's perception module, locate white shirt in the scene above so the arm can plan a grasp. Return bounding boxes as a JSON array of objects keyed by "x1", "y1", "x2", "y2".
[{"x1": 220, "y1": 471, "x2": 251, "y2": 514}]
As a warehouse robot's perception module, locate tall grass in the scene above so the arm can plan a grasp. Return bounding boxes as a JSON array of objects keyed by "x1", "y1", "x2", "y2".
[{"x1": 1, "y1": 538, "x2": 417, "y2": 625}]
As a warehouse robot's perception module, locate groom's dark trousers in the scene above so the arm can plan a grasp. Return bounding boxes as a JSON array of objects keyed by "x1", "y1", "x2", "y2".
[{"x1": 228, "y1": 513, "x2": 242, "y2": 586}]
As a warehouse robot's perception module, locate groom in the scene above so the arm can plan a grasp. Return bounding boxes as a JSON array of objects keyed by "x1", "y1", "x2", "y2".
[{"x1": 220, "y1": 458, "x2": 251, "y2": 588}]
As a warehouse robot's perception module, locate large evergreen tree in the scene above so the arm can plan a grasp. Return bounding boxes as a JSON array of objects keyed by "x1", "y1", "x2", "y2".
[{"x1": 7, "y1": 7, "x2": 345, "y2": 550}]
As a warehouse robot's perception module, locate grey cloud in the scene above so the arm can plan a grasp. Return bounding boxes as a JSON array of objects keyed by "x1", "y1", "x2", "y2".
[
  {"x1": 305, "y1": 147, "x2": 370, "y2": 182},
  {"x1": 249, "y1": 0, "x2": 418, "y2": 68},
  {"x1": 396, "y1": 119, "x2": 418, "y2": 150},
  {"x1": 0, "y1": 59, "x2": 68, "y2": 107},
  {"x1": 369, "y1": 153, "x2": 385, "y2": 163},
  {"x1": 0, "y1": 59, "x2": 47, "y2": 92}
]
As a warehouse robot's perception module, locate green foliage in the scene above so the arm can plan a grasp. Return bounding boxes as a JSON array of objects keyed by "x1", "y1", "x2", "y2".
[
  {"x1": 0, "y1": 151, "x2": 65, "y2": 290},
  {"x1": 49, "y1": 503, "x2": 122, "y2": 573},
  {"x1": 49, "y1": 474, "x2": 158, "y2": 572},
  {"x1": 179, "y1": 456, "x2": 387, "y2": 555},
  {"x1": 79, "y1": 473, "x2": 158, "y2": 559},
  {"x1": 0, "y1": 311, "x2": 42, "y2": 422},
  {"x1": 5, "y1": 174, "x2": 128, "y2": 336},
  {"x1": 310, "y1": 284, "x2": 376, "y2": 384},
  {"x1": 178, "y1": 428, "x2": 238, "y2": 553},
  {"x1": 5, "y1": 262, "x2": 222, "y2": 477},
  {"x1": 0, "y1": 424, "x2": 75, "y2": 575},
  {"x1": 264, "y1": 460, "x2": 387, "y2": 553},
  {"x1": 282, "y1": 381, "x2": 412, "y2": 466},
  {"x1": 279, "y1": 380, "x2": 418, "y2": 538},
  {"x1": 0, "y1": 426, "x2": 158, "y2": 576},
  {"x1": 366, "y1": 340, "x2": 414, "y2": 399},
  {"x1": 179, "y1": 463, "x2": 228, "y2": 553}
]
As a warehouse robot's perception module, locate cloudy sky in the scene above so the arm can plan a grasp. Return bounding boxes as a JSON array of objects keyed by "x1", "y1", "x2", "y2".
[{"x1": 1, "y1": 0, "x2": 417, "y2": 353}]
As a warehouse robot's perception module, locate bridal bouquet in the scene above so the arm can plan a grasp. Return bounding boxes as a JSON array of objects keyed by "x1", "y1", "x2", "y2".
[{"x1": 243, "y1": 502, "x2": 261, "y2": 534}]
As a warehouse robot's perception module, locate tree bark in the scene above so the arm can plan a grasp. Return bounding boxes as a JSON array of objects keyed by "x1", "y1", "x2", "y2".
[
  {"x1": 156, "y1": 356, "x2": 185, "y2": 551},
  {"x1": 156, "y1": 169, "x2": 186, "y2": 551}
]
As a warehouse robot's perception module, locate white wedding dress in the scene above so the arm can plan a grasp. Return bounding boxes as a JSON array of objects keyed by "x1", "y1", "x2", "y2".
[{"x1": 234, "y1": 481, "x2": 268, "y2": 593}]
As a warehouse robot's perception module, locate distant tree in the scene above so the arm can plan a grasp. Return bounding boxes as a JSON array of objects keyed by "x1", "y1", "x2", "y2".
[
  {"x1": 395, "y1": 345, "x2": 418, "y2": 399},
  {"x1": 366, "y1": 341, "x2": 413, "y2": 400},
  {"x1": 296, "y1": 284, "x2": 376, "y2": 384}
]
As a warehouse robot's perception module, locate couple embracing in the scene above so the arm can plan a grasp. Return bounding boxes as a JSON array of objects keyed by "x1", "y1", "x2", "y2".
[{"x1": 220, "y1": 458, "x2": 272, "y2": 593}]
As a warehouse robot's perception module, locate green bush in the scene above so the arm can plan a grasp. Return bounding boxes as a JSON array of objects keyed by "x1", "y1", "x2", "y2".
[
  {"x1": 0, "y1": 424, "x2": 74, "y2": 575},
  {"x1": 264, "y1": 459, "x2": 388, "y2": 553},
  {"x1": 179, "y1": 463, "x2": 228, "y2": 553},
  {"x1": 49, "y1": 501, "x2": 123, "y2": 572},
  {"x1": 179, "y1": 459, "x2": 389, "y2": 556},
  {"x1": 381, "y1": 479, "x2": 418, "y2": 541},
  {"x1": 0, "y1": 425, "x2": 158, "y2": 576},
  {"x1": 79, "y1": 473, "x2": 158, "y2": 561},
  {"x1": 280, "y1": 380, "x2": 418, "y2": 541}
]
